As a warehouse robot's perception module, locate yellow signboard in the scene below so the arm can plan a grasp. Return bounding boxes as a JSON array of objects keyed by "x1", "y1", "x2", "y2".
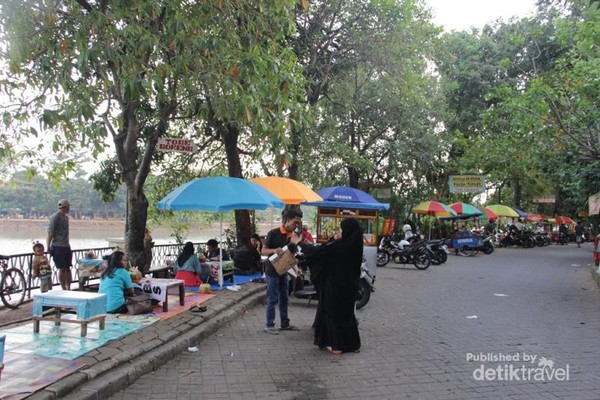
[{"x1": 448, "y1": 175, "x2": 485, "y2": 193}]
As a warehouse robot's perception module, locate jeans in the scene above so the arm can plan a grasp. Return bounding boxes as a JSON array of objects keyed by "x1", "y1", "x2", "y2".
[{"x1": 265, "y1": 274, "x2": 290, "y2": 328}]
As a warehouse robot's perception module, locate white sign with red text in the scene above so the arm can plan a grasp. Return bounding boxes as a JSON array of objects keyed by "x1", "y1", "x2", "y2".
[{"x1": 157, "y1": 138, "x2": 197, "y2": 154}]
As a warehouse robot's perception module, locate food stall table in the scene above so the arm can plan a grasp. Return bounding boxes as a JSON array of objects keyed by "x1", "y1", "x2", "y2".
[
  {"x1": 135, "y1": 278, "x2": 185, "y2": 312},
  {"x1": 32, "y1": 291, "x2": 107, "y2": 337}
]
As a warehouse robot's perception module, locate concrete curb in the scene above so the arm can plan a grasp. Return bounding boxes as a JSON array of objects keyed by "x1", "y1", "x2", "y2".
[
  {"x1": 591, "y1": 264, "x2": 600, "y2": 287},
  {"x1": 26, "y1": 285, "x2": 266, "y2": 400}
]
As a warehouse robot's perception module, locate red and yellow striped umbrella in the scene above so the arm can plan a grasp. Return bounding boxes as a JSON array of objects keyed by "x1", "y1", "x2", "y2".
[
  {"x1": 482, "y1": 207, "x2": 499, "y2": 220},
  {"x1": 411, "y1": 201, "x2": 457, "y2": 217},
  {"x1": 449, "y1": 202, "x2": 483, "y2": 217}
]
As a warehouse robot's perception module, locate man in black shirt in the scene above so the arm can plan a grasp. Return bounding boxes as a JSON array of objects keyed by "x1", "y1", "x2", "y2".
[{"x1": 262, "y1": 209, "x2": 303, "y2": 334}]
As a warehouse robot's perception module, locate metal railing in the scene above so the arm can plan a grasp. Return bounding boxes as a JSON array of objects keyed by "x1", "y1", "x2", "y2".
[{"x1": 1, "y1": 241, "x2": 207, "y2": 302}]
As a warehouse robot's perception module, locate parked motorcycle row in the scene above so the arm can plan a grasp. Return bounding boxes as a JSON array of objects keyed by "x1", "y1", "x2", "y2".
[
  {"x1": 376, "y1": 235, "x2": 452, "y2": 269},
  {"x1": 495, "y1": 230, "x2": 554, "y2": 248}
]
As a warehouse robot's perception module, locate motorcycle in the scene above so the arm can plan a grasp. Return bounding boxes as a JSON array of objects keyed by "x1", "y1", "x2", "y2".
[
  {"x1": 391, "y1": 240, "x2": 431, "y2": 270},
  {"x1": 556, "y1": 231, "x2": 569, "y2": 245},
  {"x1": 478, "y1": 235, "x2": 494, "y2": 254},
  {"x1": 355, "y1": 257, "x2": 375, "y2": 309},
  {"x1": 532, "y1": 232, "x2": 551, "y2": 247},
  {"x1": 294, "y1": 254, "x2": 374, "y2": 309},
  {"x1": 377, "y1": 235, "x2": 403, "y2": 266},
  {"x1": 376, "y1": 235, "x2": 430, "y2": 269},
  {"x1": 499, "y1": 230, "x2": 535, "y2": 248},
  {"x1": 425, "y1": 239, "x2": 449, "y2": 264}
]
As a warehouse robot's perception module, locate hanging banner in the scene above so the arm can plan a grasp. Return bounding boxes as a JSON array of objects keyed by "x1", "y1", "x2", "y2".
[
  {"x1": 589, "y1": 192, "x2": 600, "y2": 216},
  {"x1": 448, "y1": 175, "x2": 485, "y2": 193},
  {"x1": 533, "y1": 198, "x2": 556, "y2": 204}
]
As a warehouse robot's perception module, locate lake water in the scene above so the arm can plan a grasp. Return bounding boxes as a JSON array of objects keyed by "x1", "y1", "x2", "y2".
[
  {"x1": 0, "y1": 221, "x2": 222, "y2": 255},
  {"x1": 0, "y1": 218, "x2": 280, "y2": 256}
]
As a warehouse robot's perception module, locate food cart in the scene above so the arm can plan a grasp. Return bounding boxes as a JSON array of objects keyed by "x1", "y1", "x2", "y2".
[{"x1": 306, "y1": 186, "x2": 390, "y2": 276}]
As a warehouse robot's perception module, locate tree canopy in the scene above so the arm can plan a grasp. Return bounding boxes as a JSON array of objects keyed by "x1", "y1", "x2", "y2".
[{"x1": 0, "y1": 0, "x2": 598, "y2": 245}]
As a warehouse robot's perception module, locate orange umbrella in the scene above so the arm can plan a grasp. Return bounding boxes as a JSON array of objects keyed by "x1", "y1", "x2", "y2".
[{"x1": 250, "y1": 177, "x2": 322, "y2": 205}]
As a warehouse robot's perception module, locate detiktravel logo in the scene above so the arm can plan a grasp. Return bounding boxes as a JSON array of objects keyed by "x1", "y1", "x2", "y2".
[{"x1": 467, "y1": 352, "x2": 570, "y2": 382}]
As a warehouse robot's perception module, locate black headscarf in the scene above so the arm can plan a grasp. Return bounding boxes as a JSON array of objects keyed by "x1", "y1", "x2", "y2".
[
  {"x1": 177, "y1": 241, "x2": 195, "y2": 267},
  {"x1": 307, "y1": 218, "x2": 363, "y2": 284},
  {"x1": 340, "y1": 218, "x2": 363, "y2": 250}
]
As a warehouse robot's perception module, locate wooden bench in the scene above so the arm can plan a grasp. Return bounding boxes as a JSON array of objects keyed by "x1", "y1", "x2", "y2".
[{"x1": 32, "y1": 291, "x2": 107, "y2": 337}]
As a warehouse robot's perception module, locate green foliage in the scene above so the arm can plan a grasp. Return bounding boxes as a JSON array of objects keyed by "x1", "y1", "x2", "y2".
[
  {"x1": 290, "y1": 0, "x2": 447, "y2": 206},
  {"x1": 0, "y1": 0, "x2": 598, "y2": 234},
  {"x1": 0, "y1": 170, "x2": 126, "y2": 217},
  {"x1": 90, "y1": 159, "x2": 122, "y2": 203},
  {"x1": 435, "y1": 0, "x2": 599, "y2": 214}
]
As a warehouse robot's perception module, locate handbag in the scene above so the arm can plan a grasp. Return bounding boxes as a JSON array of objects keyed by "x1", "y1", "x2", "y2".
[
  {"x1": 126, "y1": 293, "x2": 153, "y2": 315},
  {"x1": 270, "y1": 249, "x2": 297, "y2": 276}
]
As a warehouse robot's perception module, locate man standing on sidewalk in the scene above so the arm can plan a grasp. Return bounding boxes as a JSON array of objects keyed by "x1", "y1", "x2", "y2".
[
  {"x1": 261, "y1": 209, "x2": 303, "y2": 334},
  {"x1": 47, "y1": 199, "x2": 73, "y2": 290},
  {"x1": 575, "y1": 221, "x2": 584, "y2": 248}
]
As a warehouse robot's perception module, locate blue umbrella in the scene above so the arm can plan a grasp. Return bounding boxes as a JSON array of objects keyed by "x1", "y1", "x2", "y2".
[
  {"x1": 158, "y1": 176, "x2": 284, "y2": 212},
  {"x1": 512, "y1": 207, "x2": 528, "y2": 219},
  {"x1": 305, "y1": 186, "x2": 389, "y2": 210},
  {"x1": 157, "y1": 176, "x2": 283, "y2": 286}
]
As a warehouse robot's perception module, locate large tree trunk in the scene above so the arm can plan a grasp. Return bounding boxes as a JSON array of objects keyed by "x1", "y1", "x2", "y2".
[
  {"x1": 223, "y1": 123, "x2": 252, "y2": 245},
  {"x1": 512, "y1": 175, "x2": 522, "y2": 208},
  {"x1": 125, "y1": 185, "x2": 148, "y2": 270},
  {"x1": 288, "y1": 120, "x2": 303, "y2": 180},
  {"x1": 347, "y1": 165, "x2": 359, "y2": 188},
  {"x1": 115, "y1": 101, "x2": 168, "y2": 271}
]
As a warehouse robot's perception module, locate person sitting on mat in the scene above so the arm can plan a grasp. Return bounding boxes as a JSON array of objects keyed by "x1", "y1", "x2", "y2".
[
  {"x1": 99, "y1": 251, "x2": 135, "y2": 314},
  {"x1": 174, "y1": 241, "x2": 206, "y2": 286}
]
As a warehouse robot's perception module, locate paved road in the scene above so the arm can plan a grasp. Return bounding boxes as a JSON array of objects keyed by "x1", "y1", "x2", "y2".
[{"x1": 109, "y1": 244, "x2": 600, "y2": 400}]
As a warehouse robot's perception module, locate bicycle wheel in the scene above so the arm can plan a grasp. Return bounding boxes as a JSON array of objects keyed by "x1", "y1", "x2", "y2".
[{"x1": 1, "y1": 268, "x2": 26, "y2": 309}]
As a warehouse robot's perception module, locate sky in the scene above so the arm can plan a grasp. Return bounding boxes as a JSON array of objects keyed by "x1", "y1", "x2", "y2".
[{"x1": 425, "y1": 0, "x2": 538, "y2": 31}]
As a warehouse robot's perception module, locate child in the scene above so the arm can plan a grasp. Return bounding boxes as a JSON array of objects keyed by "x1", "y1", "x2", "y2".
[
  {"x1": 32, "y1": 243, "x2": 53, "y2": 292},
  {"x1": 78, "y1": 250, "x2": 106, "y2": 290}
]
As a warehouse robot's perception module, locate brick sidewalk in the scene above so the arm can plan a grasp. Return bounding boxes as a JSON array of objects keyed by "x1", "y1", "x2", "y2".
[
  {"x1": 107, "y1": 244, "x2": 600, "y2": 400},
  {"x1": 15, "y1": 283, "x2": 266, "y2": 400}
]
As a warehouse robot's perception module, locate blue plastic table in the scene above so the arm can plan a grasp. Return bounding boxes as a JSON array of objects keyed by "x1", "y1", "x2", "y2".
[{"x1": 32, "y1": 291, "x2": 107, "y2": 337}]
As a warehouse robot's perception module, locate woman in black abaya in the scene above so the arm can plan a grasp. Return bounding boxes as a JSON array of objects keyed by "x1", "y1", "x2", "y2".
[{"x1": 307, "y1": 217, "x2": 362, "y2": 354}]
